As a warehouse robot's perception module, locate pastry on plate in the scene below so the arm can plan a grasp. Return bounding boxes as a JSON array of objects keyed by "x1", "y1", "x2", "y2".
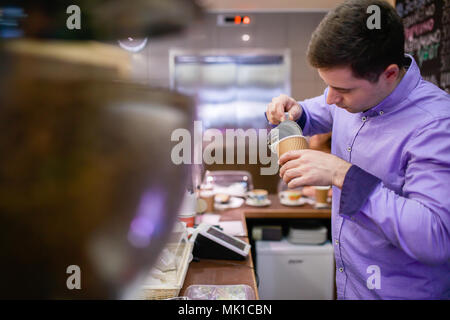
[{"x1": 215, "y1": 193, "x2": 230, "y2": 204}]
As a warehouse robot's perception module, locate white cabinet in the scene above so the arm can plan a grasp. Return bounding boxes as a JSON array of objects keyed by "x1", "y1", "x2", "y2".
[{"x1": 256, "y1": 240, "x2": 334, "y2": 300}]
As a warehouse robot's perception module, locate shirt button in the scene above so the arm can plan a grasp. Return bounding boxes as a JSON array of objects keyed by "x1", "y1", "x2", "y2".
[
  {"x1": 362, "y1": 116, "x2": 367, "y2": 122},
  {"x1": 347, "y1": 146, "x2": 352, "y2": 152},
  {"x1": 335, "y1": 239, "x2": 339, "y2": 245},
  {"x1": 339, "y1": 267, "x2": 344, "y2": 273},
  {"x1": 379, "y1": 111, "x2": 384, "y2": 115}
]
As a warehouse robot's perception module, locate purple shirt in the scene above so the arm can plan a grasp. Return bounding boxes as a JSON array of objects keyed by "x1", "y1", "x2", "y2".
[{"x1": 297, "y1": 55, "x2": 450, "y2": 299}]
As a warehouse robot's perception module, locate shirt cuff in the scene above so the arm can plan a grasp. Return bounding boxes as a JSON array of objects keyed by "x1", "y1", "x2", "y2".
[
  {"x1": 296, "y1": 107, "x2": 307, "y2": 131},
  {"x1": 339, "y1": 165, "x2": 381, "y2": 218}
]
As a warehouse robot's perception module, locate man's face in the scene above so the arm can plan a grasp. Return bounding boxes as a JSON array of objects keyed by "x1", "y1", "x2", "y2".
[{"x1": 318, "y1": 66, "x2": 389, "y2": 113}]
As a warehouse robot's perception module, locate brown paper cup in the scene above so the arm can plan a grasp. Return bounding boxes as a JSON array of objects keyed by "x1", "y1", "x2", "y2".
[
  {"x1": 199, "y1": 191, "x2": 215, "y2": 213},
  {"x1": 277, "y1": 135, "x2": 308, "y2": 158},
  {"x1": 315, "y1": 189, "x2": 329, "y2": 204},
  {"x1": 314, "y1": 186, "x2": 331, "y2": 208}
]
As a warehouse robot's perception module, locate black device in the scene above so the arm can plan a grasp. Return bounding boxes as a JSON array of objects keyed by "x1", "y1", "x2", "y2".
[{"x1": 192, "y1": 224, "x2": 250, "y2": 261}]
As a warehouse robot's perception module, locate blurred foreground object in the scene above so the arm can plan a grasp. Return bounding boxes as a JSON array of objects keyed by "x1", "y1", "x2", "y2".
[
  {"x1": 0, "y1": 0, "x2": 202, "y2": 40},
  {"x1": 0, "y1": 38, "x2": 195, "y2": 298}
]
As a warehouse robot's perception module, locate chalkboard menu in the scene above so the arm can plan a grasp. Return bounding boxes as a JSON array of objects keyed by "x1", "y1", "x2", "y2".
[{"x1": 396, "y1": 0, "x2": 450, "y2": 93}]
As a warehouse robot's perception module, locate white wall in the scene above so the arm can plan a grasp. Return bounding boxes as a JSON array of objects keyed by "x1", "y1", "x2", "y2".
[{"x1": 126, "y1": 12, "x2": 327, "y2": 101}]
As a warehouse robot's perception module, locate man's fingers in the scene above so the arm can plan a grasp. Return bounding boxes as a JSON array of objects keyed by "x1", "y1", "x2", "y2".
[
  {"x1": 279, "y1": 158, "x2": 303, "y2": 178},
  {"x1": 278, "y1": 150, "x2": 305, "y2": 165},
  {"x1": 288, "y1": 112, "x2": 294, "y2": 121},
  {"x1": 266, "y1": 103, "x2": 275, "y2": 123},
  {"x1": 267, "y1": 100, "x2": 285, "y2": 124},
  {"x1": 275, "y1": 102, "x2": 285, "y2": 122},
  {"x1": 282, "y1": 167, "x2": 303, "y2": 184},
  {"x1": 286, "y1": 101, "x2": 302, "y2": 121},
  {"x1": 289, "y1": 106, "x2": 301, "y2": 121},
  {"x1": 267, "y1": 102, "x2": 281, "y2": 124},
  {"x1": 274, "y1": 95, "x2": 293, "y2": 122},
  {"x1": 267, "y1": 95, "x2": 301, "y2": 124},
  {"x1": 287, "y1": 176, "x2": 308, "y2": 189},
  {"x1": 284, "y1": 99, "x2": 297, "y2": 112}
]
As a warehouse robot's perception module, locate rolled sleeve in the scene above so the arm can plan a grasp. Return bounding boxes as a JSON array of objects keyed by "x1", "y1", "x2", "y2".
[{"x1": 339, "y1": 165, "x2": 381, "y2": 218}]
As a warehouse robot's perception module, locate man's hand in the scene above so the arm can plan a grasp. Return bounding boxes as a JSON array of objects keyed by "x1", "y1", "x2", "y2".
[
  {"x1": 266, "y1": 94, "x2": 303, "y2": 125},
  {"x1": 279, "y1": 149, "x2": 352, "y2": 189}
]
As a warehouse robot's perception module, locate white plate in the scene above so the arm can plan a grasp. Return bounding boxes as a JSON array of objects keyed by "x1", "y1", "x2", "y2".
[
  {"x1": 245, "y1": 198, "x2": 271, "y2": 207},
  {"x1": 314, "y1": 202, "x2": 331, "y2": 209},
  {"x1": 214, "y1": 197, "x2": 245, "y2": 210},
  {"x1": 280, "y1": 197, "x2": 316, "y2": 206}
]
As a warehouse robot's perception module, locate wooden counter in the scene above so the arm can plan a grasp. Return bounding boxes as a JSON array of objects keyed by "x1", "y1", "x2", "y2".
[
  {"x1": 179, "y1": 195, "x2": 331, "y2": 299},
  {"x1": 241, "y1": 194, "x2": 331, "y2": 219}
]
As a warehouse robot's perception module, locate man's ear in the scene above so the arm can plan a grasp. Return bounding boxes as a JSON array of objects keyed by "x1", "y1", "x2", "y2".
[{"x1": 382, "y1": 64, "x2": 400, "y2": 83}]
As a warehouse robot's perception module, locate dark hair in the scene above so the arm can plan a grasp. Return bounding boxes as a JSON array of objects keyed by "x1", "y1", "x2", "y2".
[{"x1": 307, "y1": 0, "x2": 405, "y2": 82}]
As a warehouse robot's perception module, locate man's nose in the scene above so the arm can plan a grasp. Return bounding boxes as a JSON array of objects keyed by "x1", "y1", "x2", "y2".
[{"x1": 326, "y1": 87, "x2": 342, "y2": 105}]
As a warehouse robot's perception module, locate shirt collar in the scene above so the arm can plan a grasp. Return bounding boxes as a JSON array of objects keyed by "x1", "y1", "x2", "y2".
[{"x1": 363, "y1": 54, "x2": 421, "y2": 117}]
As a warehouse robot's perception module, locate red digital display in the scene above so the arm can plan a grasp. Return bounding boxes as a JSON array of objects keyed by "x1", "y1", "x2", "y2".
[{"x1": 222, "y1": 15, "x2": 251, "y2": 26}]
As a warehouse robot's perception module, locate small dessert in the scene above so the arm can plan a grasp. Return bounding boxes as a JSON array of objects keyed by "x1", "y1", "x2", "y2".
[{"x1": 215, "y1": 193, "x2": 230, "y2": 204}]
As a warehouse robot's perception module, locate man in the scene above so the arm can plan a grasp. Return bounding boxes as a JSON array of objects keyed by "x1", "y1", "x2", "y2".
[{"x1": 266, "y1": 0, "x2": 450, "y2": 299}]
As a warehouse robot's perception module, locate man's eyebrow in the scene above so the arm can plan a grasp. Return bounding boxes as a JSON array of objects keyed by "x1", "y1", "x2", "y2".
[{"x1": 329, "y1": 85, "x2": 353, "y2": 91}]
